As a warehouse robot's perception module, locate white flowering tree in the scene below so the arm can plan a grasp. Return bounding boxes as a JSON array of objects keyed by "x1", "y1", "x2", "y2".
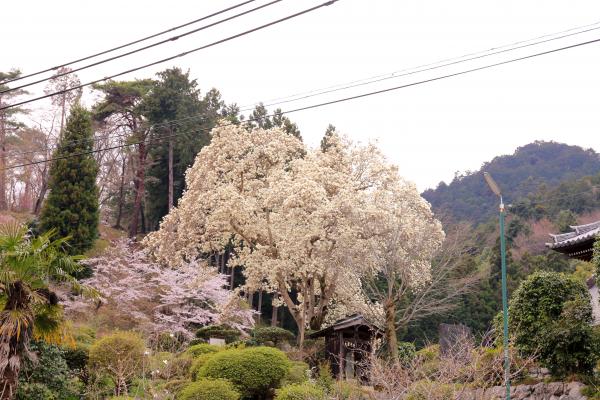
[
  {"x1": 146, "y1": 123, "x2": 442, "y2": 347},
  {"x1": 63, "y1": 239, "x2": 254, "y2": 337}
]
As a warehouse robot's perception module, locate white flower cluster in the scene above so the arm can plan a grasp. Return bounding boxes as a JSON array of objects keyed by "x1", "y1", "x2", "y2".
[{"x1": 144, "y1": 122, "x2": 443, "y2": 342}]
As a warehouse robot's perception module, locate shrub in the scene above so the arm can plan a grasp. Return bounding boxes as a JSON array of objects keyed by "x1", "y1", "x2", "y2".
[
  {"x1": 406, "y1": 380, "x2": 455, "y2": 400},
  {"x1": 62, "y1": 345, "x2": 89, "y2": 372},
  {"x1": 178, "y1": 378, "x2": 240, "y2": 400},
  {"x1": 88, "y1": 331, "x2": 146, "y2": 396},
  {"x1": 275, "y1": 383, "x2": 326, "y2": 400},
  {"x1": 333, "y1": 380, "x2": 370, "y2": 400},
  {"x1": 252, "y1": 327, "x2": 296, "y2": 346},
  {"x1": 191, "y1": 353, "x2": 218, "y2": 380},
  {"x1": 198, "y1": 346, "x2": 291, "y2": 398},
  {"x1": 282, "y1": 361, "x2": 309, "y2": 385},
  {"x1": 507, "y1": 271, "x2": 599, "y2": 376},
  {"x1": 16, "y1": 340, "x2": 79, "y2": 400},
  {"x1": 315, "y1": 362, "x2": 335, "y2": 393},
  {"x1": 185, "y1": 343, "x2": 221, "y2": 357},
  {"x1": 196, "y1": 325, "x2": 241, "y2": 343},
  {"x1": 397, "y1": 342, "x2": 416, "y2": 365}
]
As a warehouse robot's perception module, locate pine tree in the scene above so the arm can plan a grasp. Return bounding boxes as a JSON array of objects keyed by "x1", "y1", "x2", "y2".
[{"x1": 40, "y1": 105, "x2": 99, "y2": 254}]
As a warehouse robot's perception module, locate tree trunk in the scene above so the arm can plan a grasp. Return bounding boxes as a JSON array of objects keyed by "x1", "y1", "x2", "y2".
[
  {"x1": 0, "y1": 98, "x2": 7, "y2": 211},
  {"x1": 257, "y1": 290, "x2": 263, "y2": 323},
  {"x1": 168, "y1": 136, "x2": 174, "y2": 210},
  {"x1": 271, "y1": 304, "x2": 278, "y2": 327},
  {"x1": 114, "y1": 155, "x2": 127, "y2": 229},
  {"x1": 129, "y1": 141, "x2": 147, "y2": 238},
  {"x1": 0, "y1": 282, "x2": 33, "y2": 400},
  {"x1": 33, "y1": 173, "x2": 48, "y2": 215},
  {"x1": 384, "y1": 298, "x2": 399, "y2": 361},
  {"x1": 229, "y1": 265, "x2": 235, "y2": 290}
]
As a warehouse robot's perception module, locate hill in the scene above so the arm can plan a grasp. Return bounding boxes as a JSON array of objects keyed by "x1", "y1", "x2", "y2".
[{"x1": 422, "y1": 141, "x2": 600, "y2": 224}]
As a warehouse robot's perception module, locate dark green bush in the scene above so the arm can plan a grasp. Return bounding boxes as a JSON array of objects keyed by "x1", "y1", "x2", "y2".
[
  {"x1": 198, "y1": 346, "x2": 291, "y2": 398},
  {"x1": 178, "y1": 378, "x2": 240, "y2": 400},
  {"x1": 16, "y1": 341, "x2": 80, "y2": 400},
  {"x1": 196, "y1": 325, "x2": 241, "y2": 343},
  {"x1": 252, "y1": 327, "x2": 295, "y2": 346},
  {"x1": 397, "y1": 342, "x2": 416, "y2": 365},
  {"x1": 507, "y1": 271, "x2": 599, "y2": 376},
  {"x1": 185, "y1": 343, "x2": 221, "y2": 357},
  {"x1": 275, "y1": 383, "x2": 326, "y2": 400}
]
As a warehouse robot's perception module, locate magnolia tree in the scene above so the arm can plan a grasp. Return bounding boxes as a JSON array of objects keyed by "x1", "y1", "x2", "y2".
[
  {"x1": 63, "y1": 239, "x2": 254, "y2": 337},
  {"x1": 146, "y1": 123, "x2": 443, "y2": 347}
]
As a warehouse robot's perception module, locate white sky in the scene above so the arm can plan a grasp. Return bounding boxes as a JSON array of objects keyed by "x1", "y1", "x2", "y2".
[{"x1": 2, "y1": 0, "x2": 600, "y2": 190}]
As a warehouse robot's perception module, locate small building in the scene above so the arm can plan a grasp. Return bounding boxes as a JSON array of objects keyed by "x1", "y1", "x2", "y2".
[
  {"x1": 309, "y1": 314, "x2": 383, "y2": 381},
  {"x1": 546, "y1": 220, "x2": 600, "y2": 261},
  {"x1": 547, "y1": 220, "x2": 600, "y2": 324}
]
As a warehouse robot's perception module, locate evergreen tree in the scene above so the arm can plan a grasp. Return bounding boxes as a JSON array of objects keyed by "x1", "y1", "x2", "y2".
[{"x1": 40, "y1": 105, "x2": 99, "y2": 254}]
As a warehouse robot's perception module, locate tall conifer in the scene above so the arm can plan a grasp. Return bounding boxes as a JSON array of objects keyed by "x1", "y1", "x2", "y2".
[{"x1": 40, "y1": 105, "x2": 99, "y2": 254}]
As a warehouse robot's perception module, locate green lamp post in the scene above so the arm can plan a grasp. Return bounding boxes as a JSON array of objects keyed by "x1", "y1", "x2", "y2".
[{"x1": 484, "y1": 172, "x2": 510, "y2": 400}]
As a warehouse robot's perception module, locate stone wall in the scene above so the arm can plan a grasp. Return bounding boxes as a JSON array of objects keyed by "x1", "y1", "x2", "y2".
[{"x1": 463, "y1": 381, "x2": 586, "y2": 400}]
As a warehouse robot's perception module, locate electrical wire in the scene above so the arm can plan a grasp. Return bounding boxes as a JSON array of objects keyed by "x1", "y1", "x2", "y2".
[
  {"x1": 4, "y1": 32, "x2": 600, "y2": 171},
  {"x1": 0, "y1": 0, "x2": 283, "y2": 95},
  {"x1": 0, "y1": 0, "x2": 339, "y2": 112},
  {"x1": 0, "y1": 0, "x2": 257, "y2": 86}
]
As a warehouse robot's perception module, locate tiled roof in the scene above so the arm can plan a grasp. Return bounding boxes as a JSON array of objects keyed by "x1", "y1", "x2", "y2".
[{"x1": 546, "y1": 220, "x2": 600, "y2": 249}]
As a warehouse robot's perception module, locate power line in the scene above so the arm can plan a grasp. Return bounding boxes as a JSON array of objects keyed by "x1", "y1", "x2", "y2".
[
  {"x1": 255, "y1": 22, "x2": 600, "y2": 109},
  {"x1": 250, "y1": 19, "x2": 600, "y2": 108},
  {"x1": 0, "y1": 0, "x2": 257, "y2": 86},
  {"x1": 4, "y1": 33, "x2": 600, "y2": 172},
  {"x1": 4, "y1": 30, "x2": 600, "y2": 162},
  {"x1": 0, "y1": 0, "x2": 283, "y2": 95},
  {"x1": 0, "y1": 0, "x2": 339, "y2": 112}
]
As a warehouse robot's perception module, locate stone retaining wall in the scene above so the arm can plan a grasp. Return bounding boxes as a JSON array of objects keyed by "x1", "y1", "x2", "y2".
[{"x1": 463, "y1": 381, "x2": 586, "y2": 400}]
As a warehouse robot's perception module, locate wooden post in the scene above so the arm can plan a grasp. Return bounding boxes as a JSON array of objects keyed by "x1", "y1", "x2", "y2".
[{"x1": 338, "y1": 331, "x2": 345, "y2": 380}]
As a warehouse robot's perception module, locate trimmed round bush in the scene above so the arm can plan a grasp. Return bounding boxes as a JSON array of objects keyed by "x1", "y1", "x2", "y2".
[
  {"x1": 253, "y1": 327, "x2": 295, "y2": 346},
  {"x1": 196, "y1": 325, "x2": 241, "y2": 343},
  {"x1": 185, "y1": 343, "x2": 221, "y2": 357},
  {"x1": 178, "y1": 379, "x2": 240, "y2": 400},
  {"x1": 275, "y1": 383, "x2": 326, "y2": 400},
  {"x1": 191, "y1": 353, "x2": 218, "y2": 380},
  {"x1": 507, "y1": 271, "x2": 598, "y2": 376},
  {"x1": 198, "y1": 346, "x2": 291, "y2": 398}
]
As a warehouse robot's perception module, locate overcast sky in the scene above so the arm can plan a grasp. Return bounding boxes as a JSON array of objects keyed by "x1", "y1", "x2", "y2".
[{"x1": 3, "y1": 0, "x2": 600, "y2": 190}]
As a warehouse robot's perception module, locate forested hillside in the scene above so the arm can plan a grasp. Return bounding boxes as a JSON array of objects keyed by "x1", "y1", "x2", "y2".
[{"x1": 423, "y1": 141, "x2": 600, "y2": 224}]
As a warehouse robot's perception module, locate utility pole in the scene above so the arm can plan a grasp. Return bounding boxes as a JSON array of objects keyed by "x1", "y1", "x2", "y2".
[{"x1": 484, "y1": 172, "x2": 510, "y2": 400}]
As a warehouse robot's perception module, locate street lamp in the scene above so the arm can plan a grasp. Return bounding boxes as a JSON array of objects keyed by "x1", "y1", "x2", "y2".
[{"x1": 484, "y1": 172, "x2": 510, "y2": 400}]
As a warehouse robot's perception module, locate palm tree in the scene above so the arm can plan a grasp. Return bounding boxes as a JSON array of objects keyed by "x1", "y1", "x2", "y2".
[{"x1": 0, "y1": 223, "x2": 93, "y2": 399}]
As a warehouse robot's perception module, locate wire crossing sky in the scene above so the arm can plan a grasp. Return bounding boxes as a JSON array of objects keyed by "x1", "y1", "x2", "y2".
[{"x1": 3, "y1": 0, "x2": 600, "y2": 190}]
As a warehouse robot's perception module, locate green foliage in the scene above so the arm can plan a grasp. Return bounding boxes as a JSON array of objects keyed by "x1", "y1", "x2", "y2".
[
  {"x1": 406, "y1": 381, "x2": 455, "y2": 400},
  {"x1": 40, "y1": 105, "x2": 99, "y2": 254},
  {"x1": 143, "y1": 68, "x2": 235, "y2": 229},
  {"x1": 191, "y1": 353, "x2": 217, "y2": 380},
  {"x1": 397, "y1": 342, "x2": 416, "y2": 365},
  {"x1": 275, "y1": 383, "x2": 326, "y2": 400},
  {"x1": 508, "y1": 271, "x2": 599, "y2": 376},
  {"x1": 593, "y1": 237, "x2": 600, "y2": 277},
  {"x1": 247, "y1": 103, "x2": 301, "y2": 139},
  {"x1": 88, "y1": 331, "x2": 145, "y2": 388},
  {"x1": 422, "y1": 141, "x2": 600, "y2": 224},
  {"x1": 252, "y1": 326, "x2": 296, "y2": 346},
  {"x1": 185, "y1": 343, "x2": 221, "y2": 357},
  {"x1": 332, "y1": 381, "x2": 370, "y2": 400},
  {"x1": 554, "y1": 209, "x2": 578, "y2": 233},
  {"x1": 178, "y1": 378, "x2": 240, "y2": 400},
  {"x1": 314, "y1": 362, "x2": 335, "y2": 393},
  {"x1": 16, "y1": 340, "x2": 79, "y2": 400},
  {"x1": 196, "y1": 325, "x2": 241, "y2": 343},
  {"x1": 282, "y1": 361, "x2": 309, "y2": 385},
  {"x1": 198, "y1": 346, "x2": 291, "y2": 398}
]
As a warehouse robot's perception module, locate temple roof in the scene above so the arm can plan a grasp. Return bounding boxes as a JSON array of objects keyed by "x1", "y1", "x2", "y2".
[
  {"x1": 546, "y1": 220, "x2": 600, "y2": 261},
  {"x1": 308, "y1": 314, "x2": 383, "y2": 338}
]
